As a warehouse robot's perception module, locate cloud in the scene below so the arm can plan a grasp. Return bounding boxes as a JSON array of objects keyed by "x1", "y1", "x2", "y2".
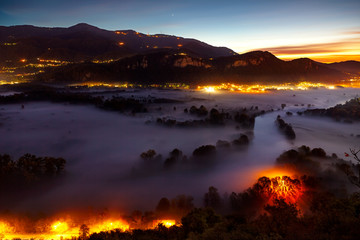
[{"x1": 258, "y1": 39, "x2": 360, "y2": 55}]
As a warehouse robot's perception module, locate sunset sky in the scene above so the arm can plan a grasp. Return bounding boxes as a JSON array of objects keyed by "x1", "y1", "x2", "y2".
[{"x1": 1, "y1": 0, "x2": 359, "y2": 62}]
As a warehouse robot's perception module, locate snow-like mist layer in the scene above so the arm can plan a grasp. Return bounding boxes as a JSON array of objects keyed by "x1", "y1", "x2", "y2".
[{"x1": 0, "y1": 88, "x2": 359, "y2": 213}]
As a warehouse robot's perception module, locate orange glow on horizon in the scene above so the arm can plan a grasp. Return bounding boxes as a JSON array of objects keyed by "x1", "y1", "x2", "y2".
[{"x1": 277, "y1": 52, "x2": 360, "y2": 63}]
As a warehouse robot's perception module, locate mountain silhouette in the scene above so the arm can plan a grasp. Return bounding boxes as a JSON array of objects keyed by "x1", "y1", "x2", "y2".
[
  {"x1": 0, "y1": 23, "x2": 236, "y2": 63},
  {"x1": 36, "y1": 49, "x2": 349, "y2": 85},
  {"x1": 1, "y1": 23, "x2": 358, "y2": 85}
]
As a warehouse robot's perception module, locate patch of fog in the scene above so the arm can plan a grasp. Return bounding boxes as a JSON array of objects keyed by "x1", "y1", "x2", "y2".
[{"x1": 0, "y1": 88, "x2": 359, "y2": 213}]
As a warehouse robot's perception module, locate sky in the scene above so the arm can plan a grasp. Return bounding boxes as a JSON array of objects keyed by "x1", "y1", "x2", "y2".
[{"x1": 0, "y1": 0, "x2": 359, "y2": 62}]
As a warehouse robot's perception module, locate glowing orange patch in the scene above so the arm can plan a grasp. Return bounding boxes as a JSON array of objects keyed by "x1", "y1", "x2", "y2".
[
  {"x1": 91, "y1": 220, "x2": 129, "y2": 232},
  {"x1": 269, "y1": 176, "x2": 302, "y2": 202},
  {"x1": 153, "y1": 219, "x2": 176, "y2": 228}
]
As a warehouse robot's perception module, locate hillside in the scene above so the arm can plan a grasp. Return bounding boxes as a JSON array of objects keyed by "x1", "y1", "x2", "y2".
[
  {"x1": 0, "y1": 23, "x2": 236, "y2": 64},
  {"x1": 36, "y1": 50, "x2": 347, "y2": 85}
]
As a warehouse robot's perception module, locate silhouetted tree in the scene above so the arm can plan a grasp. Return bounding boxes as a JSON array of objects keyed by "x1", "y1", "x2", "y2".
[
  {"x1": 156, "y1": 197, "x2": 171, "y2": 213},
  {"x1": 204, "y1": 186, "x2": 222, "y2": 211},
  {"x1": 181, "y1": 208, "x2": 221, "y2": 236},
  {"x1": 79, "y1": 224, "x2": 90, "y2": 240},
  {"x1": 140, "y1": 149, "x2": 156, "y2": 161},
  {"x1": 171, "y1": 195, "x2": 194, "y2": 216},
  {"x1": 339, "y1": 147, "x2": 360, "y2": 188},
  {"x1": 193, "y1": 145, "x2": 216, "y2": 157}
]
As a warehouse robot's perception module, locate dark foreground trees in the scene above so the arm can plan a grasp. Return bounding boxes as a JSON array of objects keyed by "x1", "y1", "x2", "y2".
[
  {"x1": 0, "y1": 153, "x2": 66, "y2": 189},
  {"x1": 89, "y1": 192, "x2": 360, "y2": 240}
]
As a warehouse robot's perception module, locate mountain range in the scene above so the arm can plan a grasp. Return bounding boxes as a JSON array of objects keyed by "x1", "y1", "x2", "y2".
[{"x1": 0, "y1": 23, "x2": 359, "y2": 85}]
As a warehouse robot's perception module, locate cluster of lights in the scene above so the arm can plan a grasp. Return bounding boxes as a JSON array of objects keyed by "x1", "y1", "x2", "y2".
[
  {"x1": 69, "y1": 82, "x2": 190, "y2": 89},
  {"x1": 92, "y1": 59, "x2": 117, "y2": 64},
  {"x1": 2, "y1": 42, "x2": 17, "y2": 46},
  {"x1": 38, "y1": 59, "x2": 70, "y2": 64},
  {"x1": 0, "y1": 80, "x2": 24, "y2": 85},
  {"x1": 197, "y1": 82, "x2": 343, "y2": 93},
  {"x1": 115, "y1": 31, "x2": 128, "y2": 35}
]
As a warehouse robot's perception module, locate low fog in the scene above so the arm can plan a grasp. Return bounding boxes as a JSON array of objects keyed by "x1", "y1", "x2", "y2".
[{"x1": 0, "y1": 88, "x2": 359, "y2": 215}]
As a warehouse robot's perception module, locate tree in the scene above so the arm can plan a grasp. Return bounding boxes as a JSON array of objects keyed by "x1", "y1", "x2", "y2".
[
  {"x1": 140, "y1": 149, "x2": 156, "y2": 161},
  {"x1": 171, "y1": 195, "x2": 194, "y2": 216},
  {"x1": 341, "y1": 147, "x2": 360, "y2": 188},
  {"x1": 156, "y1": 197, "x2": 171, "y2": 213},
  {"x1": 192, "y1": 145, "x2": 216, "y2": 157},
  {"x1": 204, "y1": 186, "x2": 222, "y2": 211},
  {"x1": 79, "y1": 224, "x2": 90, "y2": 240},
  {"x1": 181, "y1": 208, "x2": 221, "y2": 236}
]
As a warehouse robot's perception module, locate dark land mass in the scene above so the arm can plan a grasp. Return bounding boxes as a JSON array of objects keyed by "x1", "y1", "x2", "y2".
[
  {"x1": 36, "y1": 49, "x2": 349, "y2": 85},
  {"x1": 1, "y1": 23, "x2": 359, "y2": 85},
  {"x1": 0, "y1": 23, "x2": 235, "y2": 64},
  {"x1": 327, "y1": 61, "x2": 360, "y2": 75},
  {"x1": 303, "y1": 97, "x2": 360, "y2": 122}
]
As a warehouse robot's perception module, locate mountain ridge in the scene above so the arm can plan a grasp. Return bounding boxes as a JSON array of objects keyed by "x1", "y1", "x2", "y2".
[
  {"x1": 36, "y1": 49, "x2": 351, "y2": 85},
  {"x1": 0, "y1": 23, "x2": 358, "y2": 85},
  {"x1": 0, "y1": 23, "x2": 237, "y2": 63}
]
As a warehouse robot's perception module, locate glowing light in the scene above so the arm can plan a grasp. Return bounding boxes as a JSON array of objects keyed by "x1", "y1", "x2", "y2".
[
  {"x1": 91, "y1": 220, "x2": 129, "y2": 233},
  {"x1": 0, "y1": 221, "x2": 14, "y2": 233},
  {"x1": 20, "y1": 59, "x2": 26, "y2": 62},
  {"x1": 196, "y1": 80, "x2": 360, "y2": 94},
  {"x1": 52, "y1": 221, "x2": 69, "y2": 233},
  {"x1": 256, "y1": 168, "x2": 296, "y2": 179},
  {"x1": 177, "y1": 44, "x2": 183, "y2": 47},
  {"x1": 204, "y1": 86, "x2": 215, "y2": 93},
  {"x1": 267, "y1": 176, "x2": 303, "y2": 203},
  {"x1": 153, "y1": 220, "x2": 176, "y2": 228},
  {"x1": 118, "y1": 42, "x2": 125, "y2": 46}
]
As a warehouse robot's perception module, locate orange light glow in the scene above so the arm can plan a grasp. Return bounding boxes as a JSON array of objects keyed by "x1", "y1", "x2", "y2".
[
  {"x1": 177, "y1": 44, "x2": 183, "y2": 47},
  {"x1": 153, "y1": 220, "x2": 176, "y2": 228},
  {"x1": 256, "y1": 168, "x2": 296, "y2": 179},
  {"x1": 52, "y1": 221, "x2": 69, "y2": 233},
  {"x1": 118, "y1": 42, "x2": 125, "y2": 46},
  {"x1": 268, "y1": 176, "x2": 303, "y2": 203},
  {"x1": 91, "y1": 220, "x2": 129, "y2": 232},
  {"x1": 20, "y1": 59, "x2": 26, "y2": 62},
  {"x1": 204, "y1": 86, "x2": 215, "y2": 93},
  {"x1": 0, "y1": 221, "x2": 14, "y2": 234},
  {"x1": 0, "y1": 217, "x2": 130, "y2": 240},
  {"x1": 196, "y1": 80, "x2": 359, "y2": 94}
]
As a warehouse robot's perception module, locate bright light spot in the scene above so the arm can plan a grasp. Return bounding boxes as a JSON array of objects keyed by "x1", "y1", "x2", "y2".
[
  {"x1": 91, "y1": 220, "x2": 129, "y2": 232},
  {"x1": 256, "y1": 167, "x2": 295, "y2": 179},
  {"x1": 118, "y1": 42, "x2": 125, "y2": 46},
  {"x1": 204, "y1": 86, "x2": 215, "y2": 93},
  {"x1": 153, "y1": 220, "x2": 176, "y2": 228},
  {"x1": 328, "y1": 85, "x2": 335, "y2": 89},
  {"x1": 52, "y1": 221, "x2": 69, "y2": 233}
]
